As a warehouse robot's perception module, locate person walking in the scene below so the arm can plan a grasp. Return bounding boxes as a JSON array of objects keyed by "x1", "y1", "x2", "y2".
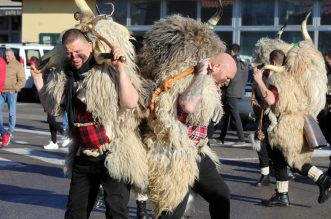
[
  {"x1": 218, "y1": 43, "x2": 248, "y2": 147},
  {"x1": 0, "y1": 57, "x2": 6, "y2": 92},
  {"x1": 31, "y1": 22, "x2": 148, "y2": 218},
  {"x1": 251, "y1": 50, "x2": 289, "y2": 188},
  {"x1": 0, "y1": 49, "x2": 26, "y2": 147}
]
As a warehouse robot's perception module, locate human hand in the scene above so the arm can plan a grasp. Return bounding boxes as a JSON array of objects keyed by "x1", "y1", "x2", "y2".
[
  {"x1": 253, "y1": 67, "x2": 264, "y2": 83},
  {"x1": 111, "y1": 47, "x2": 125, "y2": 72}
]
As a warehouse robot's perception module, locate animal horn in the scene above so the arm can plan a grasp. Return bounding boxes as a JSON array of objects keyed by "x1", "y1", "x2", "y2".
[
  {"x1": 263, "y1": 64, "x2": 285, "y2": 73},
  {"x1": 207, "y1": 0, "x2": 223, "y2": 29},
  {"x1": 74, "y1": 0, "x2": 94, "y2": 20},
  {"x1": 301, "y1": 11, "x2": 312, "y2": 42},
  {"x1": 277, "y1": 22, "x2": 287, "y2": 39}
]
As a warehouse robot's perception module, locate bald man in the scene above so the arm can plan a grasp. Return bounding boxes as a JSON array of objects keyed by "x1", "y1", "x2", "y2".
[{"x1": 162, "y1": 52, "x2": 236, "y2": 219}]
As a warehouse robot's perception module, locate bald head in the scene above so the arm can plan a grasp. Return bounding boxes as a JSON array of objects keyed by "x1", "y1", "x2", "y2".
[{"x1": 209, "y1": 52, "x2": 237, "y2": 88}]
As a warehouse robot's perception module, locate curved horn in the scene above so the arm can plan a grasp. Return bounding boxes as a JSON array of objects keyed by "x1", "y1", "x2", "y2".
[
  {"x1": 277, "y1": 22, "x2": 287, "y2": 39},
  {"x1": 301, "y1": 11, "x2": 312, "y2": 42},
  {"x1": 263, "y1": 64, "x2": 285, "y2": 73},
  {"x1": 74, "y1": 0, "x2": 94, "y2": 19},
  {"x1": 207, "y1": 0, "x2": 223, "y2": 29}
]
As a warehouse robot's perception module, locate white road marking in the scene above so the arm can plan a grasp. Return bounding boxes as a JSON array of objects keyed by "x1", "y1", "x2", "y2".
[
  {"x1": 0, "y1": 157, "x2": 26, "y2": 167},
  {"x1": 2, "y1": 148, "x2": 65, "y2": 166}
]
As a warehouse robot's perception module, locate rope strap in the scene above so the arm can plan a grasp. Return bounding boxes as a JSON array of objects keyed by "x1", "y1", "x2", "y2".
[{"x1": 149, "y1": 67, "x2": 195, "y2": 112}]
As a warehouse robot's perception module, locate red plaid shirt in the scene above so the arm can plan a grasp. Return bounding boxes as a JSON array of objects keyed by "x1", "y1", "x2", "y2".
[
  {"x1": 71, "y1": 98, "x2": 111, "y2": 149},
  {"x1": 177, "y1": 106, "x2": 208, "y2": 142}
]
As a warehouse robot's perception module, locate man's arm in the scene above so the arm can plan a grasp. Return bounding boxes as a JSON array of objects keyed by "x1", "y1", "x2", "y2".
[
  {"x1": 253, "y1": 67, "x2": 276, "y2": 106},
  {"x1": 14, "y1": 64, "x2": 26, "y2": 91},
  {"x1": 112, "y1": 48, "x2": 139, "y2": 109},
  {"x1": 178, "y1": 60, "x2": 208, "y2": 113},
  {"x1": 30, "y1": 64, "x2": 49, "y2": 112}
]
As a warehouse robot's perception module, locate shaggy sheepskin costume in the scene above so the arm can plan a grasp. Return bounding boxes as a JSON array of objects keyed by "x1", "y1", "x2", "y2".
[
  {"x1": 256, "y1": 17, "x2": 328, "y2": 171},
  {"x1": 139, "y1": 15, "x2": 225, "y2": 216},
  {"x1": 40, "y1": 18, "x2": 149, "y2": 193}
]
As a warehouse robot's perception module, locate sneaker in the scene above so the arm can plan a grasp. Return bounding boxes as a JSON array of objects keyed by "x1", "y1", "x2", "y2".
[
  {"x1": 1, "y1": 132, "x2": 11, "y2": 147},
  {"x1": 61, "y1": 137, "x2": 71, "y2": 147},
  {"x1": 43, "y1": 141, "x2": 59, "y2": 150},
  {"x1": 232, "y1": 141, "x2": 246, "y2": 147}
]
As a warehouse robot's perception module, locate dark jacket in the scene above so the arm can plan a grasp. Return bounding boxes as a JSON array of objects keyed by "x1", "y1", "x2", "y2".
[{"x1": 224, "y1": 55, "x2": 248, "y2": 98}]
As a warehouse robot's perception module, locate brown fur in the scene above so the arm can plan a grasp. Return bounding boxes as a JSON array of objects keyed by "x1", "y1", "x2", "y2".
[{"x1": 140, "y1": 15, "x2": 225, "y2": 216}]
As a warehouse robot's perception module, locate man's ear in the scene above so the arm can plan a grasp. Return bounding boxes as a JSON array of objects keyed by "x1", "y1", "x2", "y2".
[
  {"x1": 88, "y1": 41, "x2": 93, "y2": 53},
  {"x1": 211, "y1": 63, "x2": 221, "y2": 72}
]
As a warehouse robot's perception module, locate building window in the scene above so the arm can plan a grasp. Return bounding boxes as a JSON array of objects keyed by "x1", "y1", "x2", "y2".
[
  {"x1": 281, "y1": 31, "x2": 313, "y2": 44},
  {"x1": 107, "y1": 0, "x2": 128, "y2": 25},
  {"x1": 216, "y1": 31, "x2": 232, "y2": 47},
  {"x1": 240, "y1": 0, "x2": 274, "y2": 26},
  {"x1": 201, "y1": 0, "x2": 232, "y2": 25},
  {"x1": 320, "y1": 0, "x2": 331, "y2": 25},
  {"x1": 319, "y1": 32, "x2": 331, "y2": 55},
  {"x1": 240, "y1": 31, "x2": 275, "y2": 56},
  {"x1": 278, "y1": 0, "x2": 313, "y2": 25},
  {"x1": 131, "y1": 0, "x2": 160, "y2": 25},
  {"x1": 166, "y1": 0, "x2": 197, "y2": 18}
]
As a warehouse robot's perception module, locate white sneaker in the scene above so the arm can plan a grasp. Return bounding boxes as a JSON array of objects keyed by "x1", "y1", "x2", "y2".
[
  {"x1": 43, "y1": 141, "x2": 59, "y2": 150},
  {"x1": 62, "y1": 138, "x2": 71, "y2": 147}
]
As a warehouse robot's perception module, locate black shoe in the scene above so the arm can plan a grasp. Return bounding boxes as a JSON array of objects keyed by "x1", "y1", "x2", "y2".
[
  {"x1": 136, "y1": 200, "x2": 149, "y2": 219},
  {"x1": 316, "y1": 173, "x2": 331, "y2": 204},
  {"x1": 255, "y1": 174, "x2": 270, "y2": 187},
  {"x1": 287, "y1": 168, "x2": 296, "y2": 181},
  {"x1": 261, "y1": 190, "x2": 290, "y2": 207}
]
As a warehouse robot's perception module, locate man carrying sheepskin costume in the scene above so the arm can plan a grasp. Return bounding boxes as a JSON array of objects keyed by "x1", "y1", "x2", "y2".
[
  {"x1": 30, "y1": 0, "x2": 149, "y2": 218},
  {"x1": 253, "y1": 12, "x2": 331, "y2": 206},
  {"x1": 138, "y1": 13, "x2": 236, "y2": 218}
]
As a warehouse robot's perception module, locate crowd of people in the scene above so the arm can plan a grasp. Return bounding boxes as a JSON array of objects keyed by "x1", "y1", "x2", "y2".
[{"x1": 1, "y1": 2, "x2": 331, "y2": 219}]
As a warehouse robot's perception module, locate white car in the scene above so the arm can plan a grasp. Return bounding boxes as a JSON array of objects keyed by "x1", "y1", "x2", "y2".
[{"x1": 0, "y1": 43, "x2": 54, "y2": 101}]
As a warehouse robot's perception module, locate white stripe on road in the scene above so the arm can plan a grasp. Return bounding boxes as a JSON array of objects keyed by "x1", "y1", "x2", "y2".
[
  {"x1": 0, "y1": 157, "x2": 26, "y2": 167},
  {"x1": 3, "y1": 148, "x2": 65, "y2": 166}
]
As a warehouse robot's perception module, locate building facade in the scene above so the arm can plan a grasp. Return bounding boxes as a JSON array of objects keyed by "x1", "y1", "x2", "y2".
[
  {"x1": 0, "y1": 0, "x2": 21, "y2": 43},
  {"x1": 1, "y1": 0, "x2": 331, "y2": 56}
]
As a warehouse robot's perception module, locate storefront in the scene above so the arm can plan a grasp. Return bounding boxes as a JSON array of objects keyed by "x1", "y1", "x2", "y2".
[
  {"x1": 105, "y1": 0, "x2": 331, "y2": 56},
  {"x1": 0, "y1": 0, "x2": 21, "y2": 43}
]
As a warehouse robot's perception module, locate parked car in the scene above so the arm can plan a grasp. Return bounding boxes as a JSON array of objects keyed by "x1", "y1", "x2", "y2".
[{"x1": 0, "y1": 43, "x2": 54, "y2": 101}]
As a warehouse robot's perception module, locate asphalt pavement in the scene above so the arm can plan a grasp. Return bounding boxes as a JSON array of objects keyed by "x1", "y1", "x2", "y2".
[{"x1": 0, "y1": 102, "x2": 330, "y2": 219}]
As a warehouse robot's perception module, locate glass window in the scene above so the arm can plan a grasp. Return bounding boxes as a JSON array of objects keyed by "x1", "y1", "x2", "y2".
[
  {"x1": 0, "y1": 35, "x2": 8, "y2": 43},
  {"x1": 240, "y1": 31, "x2": 275, "y2": 56},
  {"x1": 131, "y1": 0, "x2": 160, "y2": 25},
  {"x1": 240, "y1": 0, "x2": 274, "y2": 26},
  {"x1": 201, "y1": 0, "x2": 232, "y2": 25},
  {"x1": 0, "y1": 16, "x2": 9, "y2": 29},
  {"x1": 11, "y1": 32, "x2": 20, "y2": 43},
  {"x1": 319, "y1": 32, "x2": 331, "y2": 55},
  {"x1": 279, "y1": 0, "x2": 312, "y2": 25},
  {"x1": 11, "y1": 16, "x2": 21, "y2": 31},
  {"x1": 25, "y1": 50, "x2": 41, "y2": 67},
  {"x1": 166, "y1": 0, "x2": 197, "y2": 18},
  {"x1": 320, "y1": 0, "x2": 331, "y2": 25},
  {"x1": 216, "y1": 31, "x2": 232, "y2": 48},
  {"x1": 281, "y1": 31, "x2": 313, "y2": 44},
  {"x1": 102, "y1": 0, "x2": 128, "y2": 25}
]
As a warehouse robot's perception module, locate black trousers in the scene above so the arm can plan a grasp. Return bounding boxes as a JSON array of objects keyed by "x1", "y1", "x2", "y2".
[
  {"x1": 64, "y1": 153, "x2": 131, "y2": 219},
  {"x1": 47, "y1": 114, "x2": 63, "y2": 143},
  {"x1": 160, "y1": 155, "x2": 230, "y2": 219},
  {"x1": 257, "y1": 119, "x2": 288, "y2": 181},
  {"x1": 220, "y1": 97, "x2": 245, "y2": 141}
]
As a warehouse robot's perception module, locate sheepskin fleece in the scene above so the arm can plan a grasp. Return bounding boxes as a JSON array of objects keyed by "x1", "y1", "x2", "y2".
[
  {"x1": 139, "y1": 15, "x2": 225, "y2": 216},
  {"x1": 252, "y1": 37, "x2": 292, "y2": 65},
  {"x1": 268, "y1": 39, "x2": 327, "y2": 171},
  {"x1": 41, "y1": 18, "x2": 148, "y2": 192}
]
